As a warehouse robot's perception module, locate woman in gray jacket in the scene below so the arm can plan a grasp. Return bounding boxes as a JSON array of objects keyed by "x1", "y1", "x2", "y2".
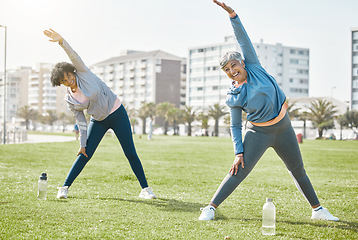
[{"x1": 44, "y1": 29, "x2": 156, "y2": 200}]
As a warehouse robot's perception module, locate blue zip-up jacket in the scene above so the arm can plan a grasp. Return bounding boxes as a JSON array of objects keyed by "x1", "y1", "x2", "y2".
[{"x1": 226, "y1": 14, "x2": 286, "y2": 155}]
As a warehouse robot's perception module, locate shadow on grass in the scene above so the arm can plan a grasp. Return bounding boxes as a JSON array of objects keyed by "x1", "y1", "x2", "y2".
[
  {"x1": 280, "y1": 219, "x2": 358, "y2": 233},
  {"x1": 66, "y1": 196, "x2": 358, "y2": 234},
  {"x1": 95, "y1": 197, "x2": 228, "y2": 219}
]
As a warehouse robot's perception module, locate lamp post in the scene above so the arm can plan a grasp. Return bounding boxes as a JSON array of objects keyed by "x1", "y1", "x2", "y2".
[{"x1": 0, "y1": 25, "x2": 7, "y2": 144}]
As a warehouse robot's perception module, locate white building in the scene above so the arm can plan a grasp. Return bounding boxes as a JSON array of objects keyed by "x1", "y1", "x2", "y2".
[
  {"x1": 351, "y1": 27, "x2": 358, "y2": 111},
  {"x1": 28, "y1": 63, "x2": 67, "y2": 115},
  {"x1": 0, "y1": 67, "x2": 31, "y2": 124},
  {"x1": 187, "y1": 36, "x2": 310, "y2": 111},
  {"x1": 91, "y1": 50, "x2": 186, "y2": 110}
]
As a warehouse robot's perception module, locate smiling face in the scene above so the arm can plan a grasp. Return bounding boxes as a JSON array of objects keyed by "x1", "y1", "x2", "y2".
[
  {"x1": 60, "y1": 72, "x2": 77, "y2": 89},
  {"x1": 222, "y1": 59, "x2": 247, "y2": 84}
]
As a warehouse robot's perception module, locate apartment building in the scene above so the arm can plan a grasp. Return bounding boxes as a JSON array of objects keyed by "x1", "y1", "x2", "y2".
[
  {"x1": 28, "y1": 63, "x2": 67, "y2": 115},
  {"x1": 352, "y1": 27, "x2": 358, "y2": 110},
  {"x1": 0, "y1": 67, "x2": 31, "y2": 123},
  {"x1": 187, "y1": 36, "x2": 310, "y2": 111},
  {"x1": 91, "y1": 50, "x2": 186, "y2": 110},
  {"x1": 0, "y1": 64, "x2": 68, "y2": 129}
]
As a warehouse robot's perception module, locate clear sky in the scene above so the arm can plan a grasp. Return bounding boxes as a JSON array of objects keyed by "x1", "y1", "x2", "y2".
[{"x1": 0, "y1": 0, "x2": 357, "y2": 103}]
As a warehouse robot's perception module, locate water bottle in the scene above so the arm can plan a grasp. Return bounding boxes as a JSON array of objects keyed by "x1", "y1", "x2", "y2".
[
  {"x1": 37, "y1": 173, "x2": 48, "y2": 200},
  {"x1": 262, "y1": 198, "x2": 276, "y2": 235}
]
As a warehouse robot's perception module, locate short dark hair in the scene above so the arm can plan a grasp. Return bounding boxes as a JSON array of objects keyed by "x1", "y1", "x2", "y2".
[{"x1": 50, "y1": 62, "x2": 76, "y2": 86}]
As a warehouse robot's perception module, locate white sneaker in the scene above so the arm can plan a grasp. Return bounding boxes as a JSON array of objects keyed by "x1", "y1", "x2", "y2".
[
  {"x1": 57, "y1": 186, "x2": 69, "y2": 199},
  {"x1": 311, "y1": 207, "x2": 339, "y2": 221},
  {"x1": 139, "y1": 187, "x2": 157, "y2": 199},
  {"x1": 198, "y1": 205, "x2": 216, "y2": 220}
]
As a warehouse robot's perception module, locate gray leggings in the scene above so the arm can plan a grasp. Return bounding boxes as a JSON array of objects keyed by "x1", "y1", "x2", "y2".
[{"x1": 211, "y1": 113, "x2": 320, "y2": 207}]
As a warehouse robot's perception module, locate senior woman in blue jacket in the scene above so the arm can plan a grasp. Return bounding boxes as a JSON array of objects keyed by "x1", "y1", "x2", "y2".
[
  {"x1": 199, "y1": 1, "x2": 339, "y2": 221},
  {"x1": 44, "y1": 29, "x2": 156, "y2": 200}
]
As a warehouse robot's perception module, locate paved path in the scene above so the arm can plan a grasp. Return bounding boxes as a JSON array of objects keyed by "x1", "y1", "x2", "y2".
[{"x1": 24, "y1": 134, "x2": 76, "y2": 144}]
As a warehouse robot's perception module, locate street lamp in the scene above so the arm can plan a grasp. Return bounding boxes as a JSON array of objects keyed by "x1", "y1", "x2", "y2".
[{"x1": 0, "y1": 25, "x2": 7, "y2": 144}]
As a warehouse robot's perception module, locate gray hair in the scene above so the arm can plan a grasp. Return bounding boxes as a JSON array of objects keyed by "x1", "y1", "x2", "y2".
[{"x1": 219, "y1": 51, "x2": 243, "y2": 69}]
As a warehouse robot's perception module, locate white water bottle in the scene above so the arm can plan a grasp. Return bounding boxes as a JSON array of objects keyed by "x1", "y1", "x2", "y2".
[
  {"x1": 262, "y1": 198, "x2": 275, "y2": 235},
  {"x1": 37, "y1": 173, "x2": 48, "y2": 200}
]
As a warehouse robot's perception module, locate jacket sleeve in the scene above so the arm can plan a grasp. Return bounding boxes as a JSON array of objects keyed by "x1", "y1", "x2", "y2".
[
  {"x1": 68, "y1": 105, "x2": 88, "y2": 148},
  {"x1": 59, "y1": 39, "x2": 89, "y2": 73},
  {"x1": 230, "y1": 14, "x2": 260, "y2": 65},
  {"x1": 230, "y1": 106, "x2": 244, "y2": 155}
]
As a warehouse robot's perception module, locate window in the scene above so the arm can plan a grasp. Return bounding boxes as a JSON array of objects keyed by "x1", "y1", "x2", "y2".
[{"x1": 213, "y1": 86, "x2": 219, "y2": 90}]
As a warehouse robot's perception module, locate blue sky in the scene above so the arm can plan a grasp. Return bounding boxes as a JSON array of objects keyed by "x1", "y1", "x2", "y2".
[{"x1": 0, "y1": 0, "x2": 357, "y2": 103}]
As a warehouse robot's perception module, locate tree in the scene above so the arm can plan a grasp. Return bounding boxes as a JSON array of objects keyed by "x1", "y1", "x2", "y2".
[
  {"x1": 196, "y1": 112, "x2": 209, "y2": 136},
  {"x1": 208, "y1": 103, "x2": 228, "y2": 137},
  {"x1": 58, "y1": 112, "x2": 75, "y2": 132},
  {"x1": 224, "y1": 114, "x2": 231, "y2": 136},
  {"x1": 157, "y1": 102, "x2": 175, "y2": 135},
  {"x1": 298, "y1": 111, "x2": 310, "y2": 139},
  {"x1": 123, "y1": 104, "x2": 138, "y2": 134},
  {"x1": 146, "y1": 102, "x2": 156, "y2": 138},
  {"x1": 138, "y1": 102, "x2": 156, "y2": 135},
  {"x1": 182, "y1": 105, "x2": 196, "y2": 136},
  {"x1": 307, "y1": 99, "x2": 337, "y2": 139},
  {"x1": 17, "y1": 105, "x2": 37, "y2": 130},
  {"x1": 340, "y1": 110, "x2": 358, "y2": 138},
  {"x1": 41, "y1": 110, "x2": 58, "y2": 126},
  {"x1": 286, "y1": 100, "x2": 301, "y2": 119},
  {"x1": 167, "y1": 107, "x2": 182, "y2": 135}
]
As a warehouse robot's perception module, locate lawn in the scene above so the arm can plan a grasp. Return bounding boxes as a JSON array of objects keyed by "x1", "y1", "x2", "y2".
[{"x1": 0, "y1": 135, "x2": 357, "y2": 239}]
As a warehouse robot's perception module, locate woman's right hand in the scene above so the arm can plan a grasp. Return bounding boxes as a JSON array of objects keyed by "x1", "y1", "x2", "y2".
[
  {"x1": 229, "y1": 154, "x2": 244, "y2": 175},
  {"x1": 77, "y1": 147, "x2": 88, "y2": 158},
  {"x1": 213, "y1": 0, "x2": 235, "y2": 14},
  {"x1": 43, "y1": 28, "x2": 64, "y2": 44}
]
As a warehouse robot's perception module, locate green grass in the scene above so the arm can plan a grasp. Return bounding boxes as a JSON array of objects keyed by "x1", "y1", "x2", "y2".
[{"x1": 0, "y1": 135, "x2": 357, "y2": 239}]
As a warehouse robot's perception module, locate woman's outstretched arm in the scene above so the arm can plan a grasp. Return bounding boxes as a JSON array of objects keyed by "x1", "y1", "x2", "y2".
[
  {"x1": 44, "y1": 29, "x2": 88, "y2": 72},
  {"x1": 213, "y1": 1, "x2": 259, "y2": 64}
]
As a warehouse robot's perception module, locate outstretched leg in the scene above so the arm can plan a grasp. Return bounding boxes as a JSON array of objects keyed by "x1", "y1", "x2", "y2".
[
  {"x1": 110, "y1": 105, "x2": 148, "y2": 189},
  {"x1": 273, "y1": 120, "x2": 320, "y2": 207},
  {"x1": 210, "y1": 127, "x2": 272, "y2": 207},
  {"x1": 63, "y1": 119, "x2": 108, "y2": 187}
]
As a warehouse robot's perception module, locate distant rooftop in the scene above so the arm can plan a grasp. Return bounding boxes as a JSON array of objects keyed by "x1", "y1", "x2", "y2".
[{"x1": 93, "y1": 50, "x2": 184, "y2": 66}]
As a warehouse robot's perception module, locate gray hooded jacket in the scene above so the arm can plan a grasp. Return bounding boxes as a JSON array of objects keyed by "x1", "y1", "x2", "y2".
[{"x1": 60, "y1": 40, "x2": 117, "y2": 147}]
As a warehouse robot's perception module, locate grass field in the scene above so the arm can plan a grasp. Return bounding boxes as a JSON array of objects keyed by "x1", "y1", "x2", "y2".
[{"x1": 0, "y1": 135, "x2": 357, "y2": 239}]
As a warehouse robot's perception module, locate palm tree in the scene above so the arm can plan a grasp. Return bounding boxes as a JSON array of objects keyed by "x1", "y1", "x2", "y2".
[
  {"x1": 130, "y1": 118, "x2": 138, "y2": 134},
  {"x1": 182, "y1": 105, "x2": 196, "y2": 136},
  {"x1": 340, "y1": 110, "x2": 358, "y2": 138},
  {"x1": 58, "y1": 112, "x2": 75, "y2": 132},
  {"x1": 138, "y1": 102, "x2": 156, "y2": 135},
  {"x1": 224, "y1": 114, "x2": 231, "y2": 136},
  {"x1": 157, "y1": 102, "x2": 175, "y2": 135},
  {"x1": 196, "y1": 112, "x2": 209, "y2": 136},
  {"x1": 208, "y1": 103, "x2": 228, "y2": 137},
  {"x1": 17, "y1": 105, "x2": 34, "y2": 130},
  {"x1": 298, "y1": 111, "x2": 310, "y2": 139},
  {"x1": 146, "y1": 102, "x2": 156, "y2": 138},
  {"x1": 286, "y1": 100, "x2": 301, "y2": 119},
  {"x1": 307, "y1": 99, "x2": 337, "y2": 139},
  {"x1": 122, "y1": 104, "x2": 138, "y2": 134},
  {"x1": 167, "y1": 107, "x2": 182, "y2": 135}
]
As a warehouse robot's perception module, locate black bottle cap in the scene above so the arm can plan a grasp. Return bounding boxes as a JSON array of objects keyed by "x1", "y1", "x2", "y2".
[{"x1": 39, "y1": 172, "x2": 47, "y2": 180}]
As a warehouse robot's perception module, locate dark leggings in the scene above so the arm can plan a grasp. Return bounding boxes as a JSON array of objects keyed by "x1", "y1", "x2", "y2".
[
  {"x1": 211, "y1": 113, "x2": 320, "y2": 207},
  {"x1": 63, "y1": 105, "x2": 148, "y2": 189}
]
